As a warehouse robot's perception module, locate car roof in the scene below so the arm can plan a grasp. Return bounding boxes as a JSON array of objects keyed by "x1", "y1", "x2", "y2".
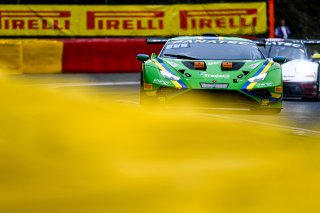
[{"x1": 168, "y1": 36, "x2": 254, "y2": 43}]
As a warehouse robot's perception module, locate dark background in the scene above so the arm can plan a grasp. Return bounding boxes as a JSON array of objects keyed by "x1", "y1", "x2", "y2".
[{"x1": 0, "y1": 0, "x2": 319, "y2": 38}]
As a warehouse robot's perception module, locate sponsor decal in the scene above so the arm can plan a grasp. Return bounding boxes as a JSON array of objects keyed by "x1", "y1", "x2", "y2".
[
  {"x1": 169, "y1": 39, "x2": 253, "y2": 45},
  {"x1": 180, "y1": 8, "x2": 258, "y2": 31},
  {"x1": 207, "y1": 61, "x2": 220, "y2": 65},
  {"x1": 283, "y1": 75, "x2": 296, "y2": 78},
  {"x1": 87, "y1": 11, "x2": 164, "y2": 31},
  {"x1": 256, "y1": 82, "x2": 273, "y2": 88},
  {"x1": 200, "y1": 73, "x2": 230, "y2": 78},
  {"x1": 200, "y1": 82, "x2": 228, "y2": 89},
  {"x1": 266, "y1": 41, "x2": 304, "y2": 49},
  {"x1": 165, "y1": 43, "x2": 190, "y2": 49},
  {"x1": 153, "y1": 78, "x2": 172, "y2": 86},
  {"x1": 249, "y1": 63, "x2": 260, "y2": 69},
  {"x1": 0, "y1": 10, "x2": 70, "y2": 30},
  {"x1": 0, "y1": 3, "x2": 266, "y2": 36},
  {"x1": 167, "y1": 61, "x2": 179, "y2": 68}
]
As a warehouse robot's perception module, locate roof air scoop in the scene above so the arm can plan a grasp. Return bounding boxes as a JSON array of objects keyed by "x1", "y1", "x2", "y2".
[{"x1": 201, "y1": 33, "x2": 218, "y2": 37}]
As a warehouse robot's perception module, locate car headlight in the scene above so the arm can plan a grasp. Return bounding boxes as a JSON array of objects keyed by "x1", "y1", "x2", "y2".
[
  {"x1": 248, "y1": 73, "x2": 267, "y2": 83},
  {"x1": 160, "y1": 70, "x2": 180, "y2": 81}
]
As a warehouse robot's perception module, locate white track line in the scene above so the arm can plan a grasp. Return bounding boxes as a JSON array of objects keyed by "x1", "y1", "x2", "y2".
[
  {"x1": 39, "y1": 81, "x2": 140, "y2": 88},
  {"x1": 201, "y1": 113, "x2": 320, "y2": 135}
]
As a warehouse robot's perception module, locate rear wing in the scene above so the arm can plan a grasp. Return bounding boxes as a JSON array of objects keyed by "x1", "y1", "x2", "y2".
[
  {"x1": 146, "y1": 37, "x2": 168, "y2": 44},
  {"x1": 254, "y1": 38, "x2": 304, "y2": 47}
]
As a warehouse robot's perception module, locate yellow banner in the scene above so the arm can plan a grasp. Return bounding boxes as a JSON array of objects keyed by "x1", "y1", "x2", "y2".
[{"x1": 0, "y1": 3, "x2": 267, "y2": 36}]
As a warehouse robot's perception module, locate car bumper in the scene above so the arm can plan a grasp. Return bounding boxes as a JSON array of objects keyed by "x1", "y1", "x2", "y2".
[
  {"x1": 283, "y1": 82, "x2": 318, "y2": 98},
  {"x1": 148, "y1": 87, "x2": 282, "y2": 109}
]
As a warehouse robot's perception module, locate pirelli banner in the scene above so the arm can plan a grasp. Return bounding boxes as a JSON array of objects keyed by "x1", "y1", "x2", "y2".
[{"x1": 0, "y1": 3, "x2": 267, "y2": 36}]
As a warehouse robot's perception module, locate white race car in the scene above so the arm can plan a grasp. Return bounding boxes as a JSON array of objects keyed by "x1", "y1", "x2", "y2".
[{"x1": 263, "y1": 39, "x2": 320, "y2": 100}]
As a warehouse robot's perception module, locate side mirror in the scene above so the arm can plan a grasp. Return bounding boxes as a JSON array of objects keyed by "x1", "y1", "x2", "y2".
[
  {"x1": 137, "y1": 54, "x2": 150, "y2": 62},
  {"x1": 273, "y1": 56, "x2": 286, "y2": 63}
]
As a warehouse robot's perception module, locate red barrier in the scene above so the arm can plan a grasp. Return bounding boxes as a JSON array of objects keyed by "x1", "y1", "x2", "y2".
[{"x1": 62, "y1": 38, "x2": 163, "y2": 73}]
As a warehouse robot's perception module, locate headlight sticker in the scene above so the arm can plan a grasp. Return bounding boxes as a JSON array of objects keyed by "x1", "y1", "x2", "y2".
[
  {"x1": 153, "y1": 58, "x2": 188, "y2": 89},
  {"x1": 242, "y1": 60, "x2": 273, "y2": 90}
]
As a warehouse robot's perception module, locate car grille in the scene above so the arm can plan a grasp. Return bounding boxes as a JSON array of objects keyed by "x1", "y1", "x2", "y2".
[
  {"x1": 284, "y1": 83, "x2": 303, "y2": 96},
  {"x1": 158, "y1": 89, "x2": 258, "y2": 107}
]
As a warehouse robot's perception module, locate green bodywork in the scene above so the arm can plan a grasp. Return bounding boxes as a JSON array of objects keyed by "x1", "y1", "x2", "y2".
[{"x1": 139, "y1": 36, "x2": 283, "y2": 110}]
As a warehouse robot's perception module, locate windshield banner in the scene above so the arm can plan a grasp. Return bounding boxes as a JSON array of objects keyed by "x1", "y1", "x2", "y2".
[{"x1": 0, "y1": 3, "x2": 266, "y2": 36}]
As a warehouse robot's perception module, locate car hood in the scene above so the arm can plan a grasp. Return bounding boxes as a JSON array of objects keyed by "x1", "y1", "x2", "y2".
[
  {"x1": 150, "y1": 57, "x2": 280, "y2": 90},
  {"x1": 160, "y1": 58, "x2": 267, "y2": 80},
  {"x1": 281, "y1": 59, "x2": 319, "y2": 82}
]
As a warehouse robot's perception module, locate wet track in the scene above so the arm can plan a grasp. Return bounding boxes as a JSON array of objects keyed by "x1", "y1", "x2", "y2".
[{"x1": 11, "y1": 73, "x2": 320, "y2": 135}]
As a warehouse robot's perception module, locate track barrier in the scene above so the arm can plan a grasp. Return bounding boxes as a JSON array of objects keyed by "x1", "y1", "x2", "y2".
[
  {"x1": 62, "y1": 38, "x2": 163, "y2": 73},
  {"x1": 0, "y1": 39, "x2": 63, "y2": 74},
  {"x1": 0, "y1": 38, "x2": 163, "y2": 74},
  {"x1": 0, "y1": 40, "x2": 23, "y2": 74},
  {"x1": 22, "y1": 40, "x2": 63, "y2": 74}
]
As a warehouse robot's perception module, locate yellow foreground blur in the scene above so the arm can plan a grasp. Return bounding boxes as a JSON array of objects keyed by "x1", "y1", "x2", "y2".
[{"x1": 0, "y1": 76, "x2": 320, "y2": 213}]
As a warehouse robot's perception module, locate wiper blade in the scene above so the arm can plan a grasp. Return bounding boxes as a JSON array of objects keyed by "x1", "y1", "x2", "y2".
[{"x1": 164, "y1": 53, "x2": 199, "y2": 60}]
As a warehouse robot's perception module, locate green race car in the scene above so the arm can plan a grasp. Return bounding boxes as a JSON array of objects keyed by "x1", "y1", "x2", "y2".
[{"x1": 137, "y1": 35, "x2": 285, "y2": 113}]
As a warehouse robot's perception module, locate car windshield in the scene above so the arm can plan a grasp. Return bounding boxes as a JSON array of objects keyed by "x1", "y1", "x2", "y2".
[
  {"x1": 160, "y1": 40, "x2": 265, "y2": 60},
  {"x1": 268, "y1": 45, "x2": 307, "y2": 60}
]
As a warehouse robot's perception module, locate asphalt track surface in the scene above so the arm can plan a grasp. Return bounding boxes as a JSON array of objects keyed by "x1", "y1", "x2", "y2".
[{"x1": 12, "y1": 73, "x2": 320, "y2": 136}]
